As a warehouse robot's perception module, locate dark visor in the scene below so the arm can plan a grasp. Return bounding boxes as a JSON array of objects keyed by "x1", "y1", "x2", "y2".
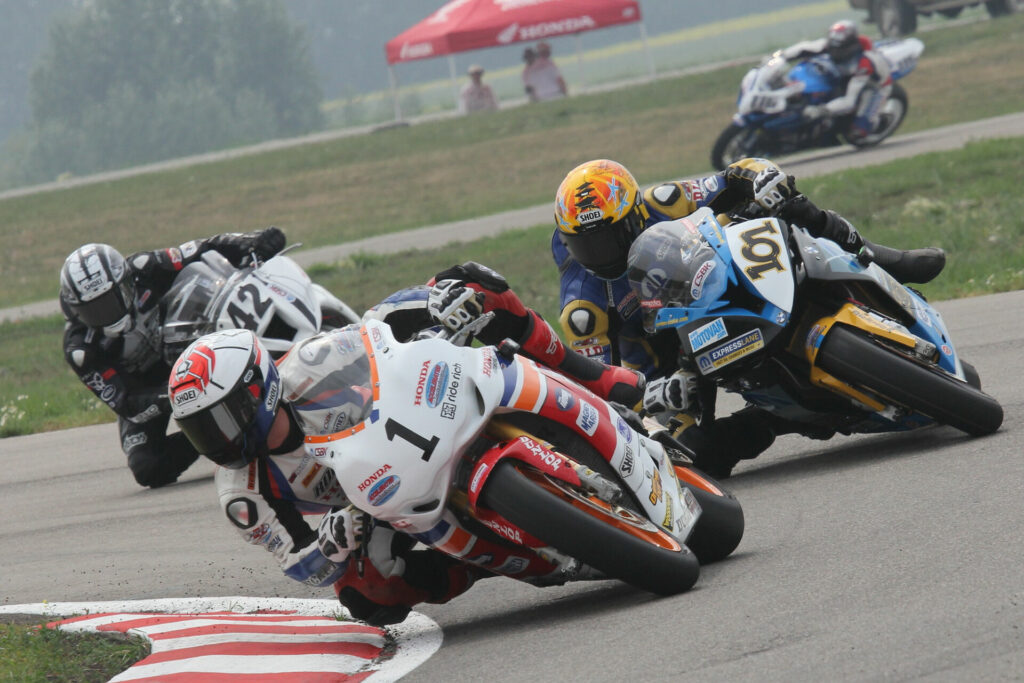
[
  {"x1": 563, "y1": 211, "x2": 644, "y2": 280},
  {"x1": 72, "y1": 279, "x2": 134, "y2": 328},
  {"x1": 175, "y1": 386, "x2": 261, "y2": 469}
]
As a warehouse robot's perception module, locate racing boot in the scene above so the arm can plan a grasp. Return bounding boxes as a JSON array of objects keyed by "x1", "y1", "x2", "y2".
[
  {"x1": 516, "y1": 309, "x2": 645, "y2": 407},
  {"x1": 781, "y1": 198, "x2": 946, "y2": 284},
  {"x1": 675, "y1": 409, "x2": 778, "y2": 479}
]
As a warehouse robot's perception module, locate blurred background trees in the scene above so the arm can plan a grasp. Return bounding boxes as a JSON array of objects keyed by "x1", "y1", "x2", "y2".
[{"x1": 1, "y1": 0, "x2": 322, "y2": 187}]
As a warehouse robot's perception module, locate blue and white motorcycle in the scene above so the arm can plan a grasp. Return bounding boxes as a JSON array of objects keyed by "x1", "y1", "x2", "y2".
[
  {"x1": 710, "y1": 38, "x2": 923, "y2": 170},
  {"x1": 625, "y1": 206, "x2": 1003, "y2": 439}
]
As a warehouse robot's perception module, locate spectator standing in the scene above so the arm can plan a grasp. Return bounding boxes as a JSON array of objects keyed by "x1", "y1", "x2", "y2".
[
  {"x1": 522, "y1": 47, "x2": 539, "y2": 101},
  {"x1": 460, "y1": 64, "x2": 498, "y2": 114},
  {"x1": 526, "y1": 41, "x2": 568, "y2": 101}
]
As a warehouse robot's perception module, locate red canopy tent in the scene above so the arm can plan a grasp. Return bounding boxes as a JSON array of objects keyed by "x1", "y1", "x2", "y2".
[{"x1": 384, "y1": 0, "x2": 651, "y2": 117}]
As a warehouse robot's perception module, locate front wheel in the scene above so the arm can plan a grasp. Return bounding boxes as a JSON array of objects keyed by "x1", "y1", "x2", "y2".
[
  {"x1": 481, "y1": 461, "x2": 701, "y2": 595},
  {"x1": 711, "y1": 123, "x2": 759, "y2": 171},
  {"x1": 817, "y1": 325, "x2": 1003, "y2": 436},
  {"x1": 674, "y1": 465, "x2": 744, "y2": 564}
]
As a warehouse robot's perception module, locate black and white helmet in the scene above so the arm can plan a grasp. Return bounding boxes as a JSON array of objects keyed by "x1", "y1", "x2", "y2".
[{"x1": 59, "y1": 243, "x2": 136, "y2": 335}]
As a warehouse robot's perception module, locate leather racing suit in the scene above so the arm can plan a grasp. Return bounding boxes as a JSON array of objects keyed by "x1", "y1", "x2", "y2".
[
  {"x1": 62, "y1": 229, "x2": 284, "y2": 487},
  {"x1": 780, "y1": 35, "x2": 893, "y2": 139}
]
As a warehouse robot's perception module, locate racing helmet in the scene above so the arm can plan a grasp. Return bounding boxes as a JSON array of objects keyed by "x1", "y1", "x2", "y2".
[
  {"x1": 554, "y1": 159, "x2": 650, "y2": 280},
  {"x1": 826, "y1": 20, "x2": 861, "y2": 63},
  {"x1": 59, "y1": 243, "x2": 136, "y2": 335},
  {"x1": 625, "y1": 219, "x2": 729, "y2": 333},
  {"x1": 169, "y1": 329, "x2": 282, "y2": 469}
]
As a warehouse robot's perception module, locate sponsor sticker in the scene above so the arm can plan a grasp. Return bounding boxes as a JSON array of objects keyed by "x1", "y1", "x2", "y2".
[
  {"x1": 367, "y1": 475, "x2": 401, "y2": 507},
  {"x1": 576, "y1": 401, "x2": 599, "y2": 436},
  {"x1": 555, "y1": 387, "x2": 576, "y2": 412},
  {"x1": 695, "y1": 329, "x2": 765, "y2": 374},
  {"x1": 578, "y1": 209, "x2": 603, "y2": 224},
  {"x1": 425, "y1": 362, "x2": 449, "y2": 408},
  {"x1": 616, "y1": 416, "x2": 632, "y2": 442},
  {"x1": 690, "y1": 260, "x2": 716, "y2": 301},
  {"x1": 358, "y1": 464, "x2": 392, "y2": 493},
  {"x1": 687, "y1": 317, "x2": 728, "y2": 352},
  {"x1": 620, "y1": 446, "x2": 635, "y2": 476}
]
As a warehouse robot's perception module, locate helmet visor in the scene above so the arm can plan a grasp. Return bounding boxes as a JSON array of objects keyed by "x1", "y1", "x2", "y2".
[
  {"x1": 175, "y1": 381, "x2": 264, "y2": 469},
  {"x1": 562, "y1": 209, "x2": 645, "y2": 280},
  {"x1": 72, "y1": 279, "x2": 135, "y2": 329},
  {"x1": 626, "y1": 221, "x2": 723, "y2": 332}
]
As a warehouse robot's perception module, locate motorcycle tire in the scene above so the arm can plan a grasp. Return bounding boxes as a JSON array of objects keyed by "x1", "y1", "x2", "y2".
[
  {"x1": 673, "y1": 465, "x2": 744, "y2": 564},
  {"x1": 817, "y1": 325, "x2": 1003, "y2": 436},
  {"x1": 711, "y1": 123, "x2": 756, "y2": 171},
  {"x1": 846, "y1": 83, "x2": 908, "y2": 149},
  {"x1": 481, "y1": 460, "x2": 701, "y2": 595}
]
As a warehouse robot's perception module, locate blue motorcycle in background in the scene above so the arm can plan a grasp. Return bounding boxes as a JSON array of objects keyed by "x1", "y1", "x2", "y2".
[
  {"x1": 710, "y1": 38, "x2": 924, "y2": 170},
  {"x1": 625, "y1": 206, "x2": 1003, "y2": 439}
]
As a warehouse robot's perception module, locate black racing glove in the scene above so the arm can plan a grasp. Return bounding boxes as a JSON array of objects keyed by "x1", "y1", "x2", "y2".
[{"x1": 252, "y1": 226, "x2": 286, "y2": 260}]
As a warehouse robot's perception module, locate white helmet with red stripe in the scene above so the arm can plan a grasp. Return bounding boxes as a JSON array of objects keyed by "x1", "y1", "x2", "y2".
[{"x1": 169, "y1": 328, "x2": 281, "y2": 468}]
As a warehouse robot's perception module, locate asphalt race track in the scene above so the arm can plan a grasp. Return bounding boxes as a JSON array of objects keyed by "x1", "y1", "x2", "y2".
[{"x1": 2, "y1": 124, "x2": 1023, "y2": 679}]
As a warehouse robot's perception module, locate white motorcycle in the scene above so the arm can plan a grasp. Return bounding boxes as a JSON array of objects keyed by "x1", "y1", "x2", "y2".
[
  {"x1": 161, "y1": 246, "x2": 359, "y2": 362},
  {"x1": 296, "y1": 318, "x2": 744, "y2": 595}
]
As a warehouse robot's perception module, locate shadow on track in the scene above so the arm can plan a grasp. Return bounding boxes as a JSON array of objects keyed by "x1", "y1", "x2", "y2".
[{"x1": 730, "y1": 425, "x2": 982, "y2": 485}]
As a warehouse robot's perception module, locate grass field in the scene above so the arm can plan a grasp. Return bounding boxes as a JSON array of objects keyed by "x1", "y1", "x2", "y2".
[
  {"x1": 3, "y1": 135, "x2": 1023, "y2": 438},
  {"x1": 1, "y1": 13, "x2": 1023, "y2": 308}
]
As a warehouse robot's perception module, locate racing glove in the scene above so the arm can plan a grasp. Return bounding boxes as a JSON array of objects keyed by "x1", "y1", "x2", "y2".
[
  {"x1": 426, "y1": 279, "x2": 486, "y2": 336},
  {"x1": 317, "y1": 505, "x2": 362, "y2": 564},
  {"x1": 642, "y1": 369, "x2": 698, "y2": 415},
  {"x1": 725, "y1": 159, "x2": 798, "y2": 213},
  {"x1": 252, "y1": 226, "x2": 286, "y2": 260}
]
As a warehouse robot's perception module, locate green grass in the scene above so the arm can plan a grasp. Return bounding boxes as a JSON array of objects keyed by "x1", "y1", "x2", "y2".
[
  {"x1": 2, "y1": 13, "x2": 1024, "y2": 308},
  {"x1": 4, "y1": 136, "x2": 1023, "y2": 437},
  {"x1": 0, "y1": 620, "x2": 149, "y2": 683}
]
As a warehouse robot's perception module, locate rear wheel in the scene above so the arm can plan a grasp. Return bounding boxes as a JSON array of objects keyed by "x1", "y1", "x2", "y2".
[
  {"x1": 847, "y1": 83, "x2": 908, "y2": 148},
  {"x1": 873, "y1": 0, "x2": 917, "y2": 36},
  {"x1": 817, "y1": 325, "x2": 1003, "y2": 436},
  {"x1": 674, "y1": 465, "x2": 744, "y2": 564},
  {"x1": 482, "y1": 461, "x2": 701, "y2": 595},
  {"x1": 986, "y1": 0, "x2": 1021, "y2": 17}
]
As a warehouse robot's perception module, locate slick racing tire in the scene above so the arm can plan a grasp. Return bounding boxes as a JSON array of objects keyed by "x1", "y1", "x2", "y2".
[
  {"x1": 817, "y1": 325, "x2": 1003, "y2": 436},
  {"x1": 711, "y1": 123, "x2": 759, "y2": 171},
  {"x1": 482, "y1": 460, "x2": 701, "y2": 595},
  {"x1": 846, "y1": 83, "x2": 908, "y2": 148},
  {"x1": 673, "y1": 465, "x2": 744, "y2": 564}
]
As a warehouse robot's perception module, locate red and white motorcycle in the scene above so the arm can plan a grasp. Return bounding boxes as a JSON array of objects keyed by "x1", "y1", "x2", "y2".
[{"x1": 297, "y1": 318, "x2": 744, "y2": 595}]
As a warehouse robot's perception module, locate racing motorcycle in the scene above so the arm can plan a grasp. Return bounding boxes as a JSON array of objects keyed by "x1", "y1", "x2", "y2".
[
  {"x1": 625, "y1": 206, "x2": 1003, "y2": 441},
  {"x1": 161, "y1": 246, "x2": 359, "y2": 363},
  {"x1": 300, "y1": 317, "x2": 744, "y2": 596},
  {"x1": 710, "y1": 37, "x2": 923, "y2": 170}
]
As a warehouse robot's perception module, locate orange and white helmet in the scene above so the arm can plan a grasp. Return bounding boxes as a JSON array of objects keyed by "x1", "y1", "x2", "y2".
[{"x1": 554, "y1": 159, "x2": 649, "y2": 279}]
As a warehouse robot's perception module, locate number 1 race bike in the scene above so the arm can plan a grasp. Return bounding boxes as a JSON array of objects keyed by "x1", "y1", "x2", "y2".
[
  {"x1": 626, "y1": 206, "x2": 1003, "y2": 442},
  {"x1": 710, "y1": 37, "x2": 923, "y2": 170},
  {"x1": 296, "y1": 317, "x2": 744, "y2": 596},
  {"x1": 161, "y1": 246, "x2": 359, "y2": 363}
]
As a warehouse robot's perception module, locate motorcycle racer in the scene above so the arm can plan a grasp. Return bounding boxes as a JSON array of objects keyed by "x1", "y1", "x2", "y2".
[
  {"x1": 776, "y1": 19, "x2": 892, "y2": 142},
  {"x1": 169, "y1": 267, "x2": 645, "y2": 626},
  {"x1": 553, "y1": 157, "x2": 946, "y2": 476},
  {"x1": 60, "y1": 228, "x2": 285, "y2": 488}
]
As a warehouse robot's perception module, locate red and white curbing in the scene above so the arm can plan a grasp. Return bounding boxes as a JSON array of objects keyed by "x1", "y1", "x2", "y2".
[{"x1": 0, "y1": 597, "x2": 441, "y2": 681}]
